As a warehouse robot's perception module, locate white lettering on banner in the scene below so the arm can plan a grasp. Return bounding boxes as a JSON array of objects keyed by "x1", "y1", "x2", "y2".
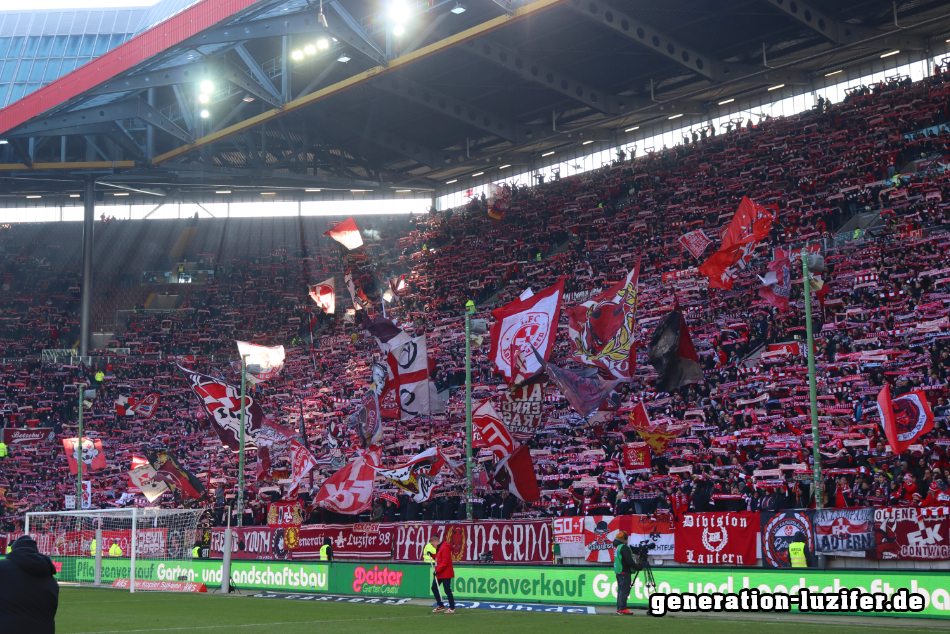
[{"x1": 392, "y1": 521, "x2": 551, "y2": 563}]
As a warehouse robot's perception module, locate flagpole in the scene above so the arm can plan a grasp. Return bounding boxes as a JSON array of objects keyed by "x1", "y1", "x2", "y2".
[
  {"x1": 238, "y1": 355, "x2": 247, "y2": 527},
  {"x1": 801, "y1": 247, "x2": 823, "y2": 509},
  {"x1": 77, "y1": 382, "x2": 85, "y2": 507},
  {"x1": 465, "y1": 311, "x2": 473, "y2": 520}
]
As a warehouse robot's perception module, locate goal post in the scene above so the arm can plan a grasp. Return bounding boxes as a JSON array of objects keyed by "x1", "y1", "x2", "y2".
[{"x1": 23, "y1": 508, "x2": 205, "y2": 592}]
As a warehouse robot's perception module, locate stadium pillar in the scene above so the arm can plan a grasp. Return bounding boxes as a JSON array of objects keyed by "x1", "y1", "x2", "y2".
[
  {"x1": 79, "y1": 177, "x2": 95, "y2": 356},
  {"x1": 146, "y1": 88, "x2": 155, "y2": 160},
  {"x1": 221, "y1": 521, "x2": 232, "y2": 594},
  {"x1": 801, "y1": 247, "x2": 823, "y2": 509},
  {"x1": 94, "y1": 523, "x2": 103, "y2": 586}
]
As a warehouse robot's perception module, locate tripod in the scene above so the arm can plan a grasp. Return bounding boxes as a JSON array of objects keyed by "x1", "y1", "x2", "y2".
[{"x1": 631, "y1": 556, "x2": 656, "y2": 592}]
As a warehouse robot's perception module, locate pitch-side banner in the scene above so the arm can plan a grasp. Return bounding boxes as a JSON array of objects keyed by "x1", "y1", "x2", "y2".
[
  {"x1": 813, "y1": 508, "x2": 875, "y2": 553},
  {"x1": 2, "y1": 427, "x2": 54, "y2": 445},
  {"x1": 209, "y1": 525, "x2": 394, "y2": 561},
  {"x1": 761, "y1": 510, "x2": 815, "y2": 569},
  {"x1": 392, "y1": 520, "x2": 552, "y2": 564},
  {"x1": 675, "y1": 512, "x2": 760, "y2": 566},
  {"x1": 872, "y1": 507, "x2": 950, "y2": 560},
  {"x1": 553, "y1": 515, "x2": 674, "y2": 561}
]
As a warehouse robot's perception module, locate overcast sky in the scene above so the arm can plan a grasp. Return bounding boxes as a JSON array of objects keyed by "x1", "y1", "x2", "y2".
[{"x1": 27, "y1": 0, "x2": 159, "y2": 8}]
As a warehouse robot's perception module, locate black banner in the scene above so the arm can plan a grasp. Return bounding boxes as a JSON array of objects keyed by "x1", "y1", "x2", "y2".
[{"x1": 761, "y1": 510, "x2": 815, "y2": 568}]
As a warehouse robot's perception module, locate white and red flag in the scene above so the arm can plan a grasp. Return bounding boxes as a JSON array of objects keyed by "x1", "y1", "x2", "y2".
[
  {"x1": 758, "y1": 256, "x2": 792, "y2": 312},
  {"x1": 876, "y1": 385, "x2": 934, "y2": 454},
  {"x1": 313, "y1": 452, "x2": 378, "y2": 514},
  {"x1": 384, "y1": 335, "x2": 431, "y2": 420},
  {"x1": 132, "y1": 393, "x2": 161, "y2": 418},
  {"x1": 308, "y1": 277, "x2": 335, "y2": 314},
  {"x1": 324, "y1": 217, "x2": 364, "y2": 250},
  {"x1": 472, "y1": 399, "x2": 515, "y2": 460},
  {"x1": 62, "y1": 437, "x2": 107, "y2": 475},
  {"x1": 235, "y1": 341, "x2": 285, "y2": 383},
  {"x1": 371, "y1": 447, "x2": 463, "y2": 503},
  {"x1": 489, "y1": 278, "x2": 564, "y2": 381},
  {"x1": 679, "y1": 229, "x2": 712, "y2": 259},
  {"x1": 286, "y1": 440, "x2": 318, "y2": 497}
]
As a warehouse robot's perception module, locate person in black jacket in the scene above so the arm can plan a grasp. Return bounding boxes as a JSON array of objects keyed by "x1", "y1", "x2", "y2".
[
  {"x1": 0, "y1": 535, "x2": 59, "y2": 634},
  {"x1": 613, "y1": 531, "x2": 637, "y2": 616}
]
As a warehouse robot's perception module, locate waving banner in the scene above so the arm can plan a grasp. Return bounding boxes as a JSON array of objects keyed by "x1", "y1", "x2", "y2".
[
  {"x1": 679, "y1": 229, "x2": 712, "y2": 259},
  {"x1": 675, "y1": 512, "x2": 760, "y2": 566},
  {"x1": 371, "y1": 447, "x2": 463, "y2": 503},
  {"x1": 62, "y1": 437, "x2": 107, "y2": 475},
  {"x1": 314, "y1": 453, "x2": 377, "y2": 515},
  {"x1": 876, "y1": 385, "x2": 934, "y2": 455}
]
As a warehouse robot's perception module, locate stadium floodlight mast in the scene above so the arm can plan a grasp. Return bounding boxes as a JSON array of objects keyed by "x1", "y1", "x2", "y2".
[{"x1": 463, "y1": 309, "x2": 488, "y2": 520}]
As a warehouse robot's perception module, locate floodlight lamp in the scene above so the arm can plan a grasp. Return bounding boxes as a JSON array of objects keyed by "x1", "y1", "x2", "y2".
[
  {"x1": 317, "y1": 38, "x2": 329, "y2": 50},
  {"x1": 292, "y1": 50, "x2": 305, "y2": 60},
  {"x1": 338, "y1": 54, "x2": 350, "y2": 63},
  {"x1": 451, "y1": 3, "x2": 465, "y2": 13},
  {"x1": 198, "y1": 93, "x2": 210, "y2": 104},
  {"x1": 393, "y1": 24, "x2": 405, "y2": 35},
  {"x1": 200, "y1": 109, "x2": 210, "y2": 118},
  {"x1": 304, "y1": 44, "x2": 316, "y2": 55},
  {"x1": 199, "y1": 80, "x2": 214, "y2": 93},
  {"x1": 389, "y1": 0, "x2": 411, "y2": 23}
]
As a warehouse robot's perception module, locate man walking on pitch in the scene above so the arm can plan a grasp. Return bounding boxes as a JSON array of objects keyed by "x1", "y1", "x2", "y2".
[
  {"x1": 614, "y1": 530, "x2": 636, "y2": 615},
  {"x1": 430, "y1": 535, "x2": 456, "y2": 613}
]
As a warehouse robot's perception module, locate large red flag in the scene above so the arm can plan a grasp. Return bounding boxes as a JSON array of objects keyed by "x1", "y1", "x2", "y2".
[
  {"x1": 698, "y1": 197, "x2": 776, "y2": 290},
  {"x1": 876, "y1": 385, "x2": 934, "y2": 454},
  {"x1": 626, "y1": 403, "x2": 688, "y2": 454},
  {"x1": 492, "y1": 444, "x2": 540, "y2": 503},
  {"x1": 472, "y1": 399, "x2": 515, "y2": 460},
  {"x1": 324, "y1": 217, "x2": 364, "y2": 250},
  {"x1": 314, "y1": 453, "x2": 377, "y2": 514},
  {"x1": 62, "y1": 437, "x2": 107, "y2": 475}
]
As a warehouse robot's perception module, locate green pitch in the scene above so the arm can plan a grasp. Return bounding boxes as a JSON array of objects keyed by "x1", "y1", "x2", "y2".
[{"x1": 57, "y1": 587, "x2": 949, "y2": 634}]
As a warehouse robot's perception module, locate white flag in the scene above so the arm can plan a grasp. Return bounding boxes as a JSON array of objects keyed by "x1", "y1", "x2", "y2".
[{"x1": 308, "y1": 277, "x2": 335, "y2": 313}]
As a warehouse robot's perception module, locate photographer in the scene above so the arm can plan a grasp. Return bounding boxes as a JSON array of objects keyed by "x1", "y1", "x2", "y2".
[{"x1": 613, "y1": 531, "x2": 638, "y2": 615}]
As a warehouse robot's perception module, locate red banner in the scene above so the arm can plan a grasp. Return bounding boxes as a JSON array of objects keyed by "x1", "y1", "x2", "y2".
[
  {"x1": 2, "y1": 428, "x2": 54, "y2": 445},
  {"x1": 674, "y1": 512, "x2": 760, "y2": 565},
  {"x1": 392, "y1": 520, "x2": 552, "y2": 564},
  {"x1": 553, "y1": 515, "x2": 674, "y2": 562},
  {"x1": 873, "y1": 507, "x2": 950, "y2": 560},
  {"x1": 17, "y1": 529, "x2": 168, "y2": 558},
  {"x1": 622, "y1": 443, "x2": 651, "y2": 471},
  {"x1": 209, "y1": 524, "x2": 394, "y2": 561}
]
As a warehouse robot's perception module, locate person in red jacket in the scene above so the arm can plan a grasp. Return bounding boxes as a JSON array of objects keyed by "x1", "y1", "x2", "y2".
[{"x1": 432, "y1": 536, "x2": 456, "y2": 614}]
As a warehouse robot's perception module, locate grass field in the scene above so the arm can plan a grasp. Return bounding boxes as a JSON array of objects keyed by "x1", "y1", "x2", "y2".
[{"x1": 56, "y1": 587, "x2": 950, "y2": 634}]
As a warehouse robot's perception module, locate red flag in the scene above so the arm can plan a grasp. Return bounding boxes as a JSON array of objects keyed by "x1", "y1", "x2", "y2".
[
  {"x1": 62, "y1": 437, "x2": 107, "y2": 475},
  {"x1": 698, "y1": 197, "x2": 776, "y2": 290},
  {"x1": 287, "y1": 440, "x2": 318, "y2": 497},
  {"x1": 622, "y1": 442, "x2": 651, "y2": 471},
  {"x1": 758, "y1": 257, "x2": 792, "y2": 312},
  {"x1": 324, "y1": 217, "x2": 364, "y2": 250},
  {"x1": 489, "y1": 279, "x2": 564, "y2": 381},
  {"x1": 314, "y1": 453, "x2": 377, "y2": 514},
  {"x1": 148, "y1": 449, "x2": 204, "y2": 499},
  {"x1": 679, "y1": 229, "x2": 712, "y2": 259},
  {"x1": 626, "y1": 403, "x2": 688, "y2": 454},
  {"x1": 876, "y1": 385, "x2": 934, "y2": 454},
  {"x1": 492, "y1": 444, "x2": 540, "y2": 503},
  {"x1": 131, "y1": 393, "x2": 161, "y2": 419},
  {"x1": 472, "y1": 399, "x2": 515, "y2": 460}
]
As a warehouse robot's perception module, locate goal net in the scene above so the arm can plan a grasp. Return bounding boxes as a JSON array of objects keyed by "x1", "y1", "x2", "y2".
[{"x1": 22, "y1": 508, "x2": 205, "y2": 591}]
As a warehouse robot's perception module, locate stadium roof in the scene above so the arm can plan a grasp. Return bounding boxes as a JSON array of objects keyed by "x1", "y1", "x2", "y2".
[{"x1": 0, "y1": 0, "x2": 949, "y2": 202}]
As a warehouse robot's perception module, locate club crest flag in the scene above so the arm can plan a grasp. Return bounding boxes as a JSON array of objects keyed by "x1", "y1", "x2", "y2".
[
  {"x1": 308, "y1": 277, "x2": 335, "y2": 314},
  {"x1": 324, "y1": 217, "x2": 364, "y2": 250},
  {"x1": 347, "y1": 390, "x2": 383, "y2": 449},
  {"x1": 371, "y1": 447, "x2": 463, "y2": 503},
  {"x1": 287, "y1": 440, "x2": 318, "y2": 497},
  {"x1": 179, "y1": 365, "x2": 265, "y2": 451},
  {"x1": 315, "y1": 453, "x2": 378, "y2": 514},
  {"x1": 566, "y1": 262, "x2": 640, "y2": 379},
  {"x1": 679, "y1": 229, "x2": 712, "y2": 259},
  {"x1": 385, "y1": 335, "x2": 431, "y2": 420},
  {"x1": 876, "y1": 385, "x2": 934, "y2": 455},
  {"x1": 489, "y1": 278, "x2": 564, "y2": 381},
  {"x1": 698, "y1": 197, "x2": 776, "y2": 290},
  {"x1": 131, "y1": 393, "x2": 161, "y2": 418},
  {"x1": 622, "y1": 442, "x2": 651, "y2": 471},
  {"x1": 236, "y1": 341, "x2": 285, "y2": 383},
  {"x1": 62, "y1": 437, "x2": 107, "y2": 475}
]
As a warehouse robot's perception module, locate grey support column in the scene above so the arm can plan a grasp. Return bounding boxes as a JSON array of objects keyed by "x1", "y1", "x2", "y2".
[{"x1": 79, "y1": 178, "x2": 95, "y2": 356}]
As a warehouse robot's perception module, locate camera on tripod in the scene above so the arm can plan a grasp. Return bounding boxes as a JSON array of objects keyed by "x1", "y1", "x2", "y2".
[{"x1": 629, "y1": 543, "x2": 654, "y2": 558}]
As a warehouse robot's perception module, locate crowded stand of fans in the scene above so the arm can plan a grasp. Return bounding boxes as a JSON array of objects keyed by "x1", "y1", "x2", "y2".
[{"x1": 2, "y1": 66, "x2": 950, "y2": 535}]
